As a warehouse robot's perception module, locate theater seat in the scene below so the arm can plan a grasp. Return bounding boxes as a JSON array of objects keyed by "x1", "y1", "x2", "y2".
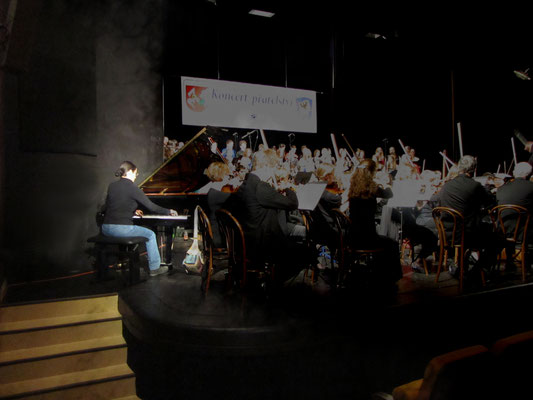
[
  {"x1": 490, "y1": 329, "x2": 533, "y2": 398},
  {"x1": 392, "y1": 344, "x2": 493, "y2": 400}
]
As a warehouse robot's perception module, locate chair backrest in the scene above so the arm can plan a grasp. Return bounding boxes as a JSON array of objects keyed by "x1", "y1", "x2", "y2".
[
  {"x1": 432, "y1": 206, "x2": 465, "y2": 249},
  {"x1": 196, "y1": 205, "x2": 214, "y2": 250},
  {"x1": 417, "y1": 345, "x2": 493, "y2": 400},
  {"x1": 330, "y1": 208, "x2": 351, "y2": 251},
  {"x1": 490, "y1": 330, "x2": 533, "y2": 398},
  {"x1": 300, "y1": 210, "x2": 314, "y2": 244},
  {"x1": 215, "y1": 208, "x2": 247, "y2": 287},
  {"x1": 330, "y1": 208, "x2": 351, "y2": 276},
  {"x1": 489, "y1": 204, "x2": 530, "y2": 243}
]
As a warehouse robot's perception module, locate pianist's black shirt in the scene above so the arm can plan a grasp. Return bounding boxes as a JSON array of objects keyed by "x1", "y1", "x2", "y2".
[{"x1": 102, "y1": 178, "x2": 170, "y2": 225}]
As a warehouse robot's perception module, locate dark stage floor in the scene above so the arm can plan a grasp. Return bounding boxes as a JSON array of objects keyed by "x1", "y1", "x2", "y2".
[{"x1": 4, "y1": 236, "x2": 533, "y2": 399}]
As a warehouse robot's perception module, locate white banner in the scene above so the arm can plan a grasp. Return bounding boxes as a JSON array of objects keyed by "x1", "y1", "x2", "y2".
[{"x1": 181, "y1": 76, "x2": 317, "y2": 133}]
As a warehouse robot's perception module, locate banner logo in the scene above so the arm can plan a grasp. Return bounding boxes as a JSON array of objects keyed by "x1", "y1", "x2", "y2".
[
  {"x1": 185, "y1": 85, "x2": 207, "y2": 112},
  {"x1": 296, "y1": 97, "x2": 313, "y2": 119}
]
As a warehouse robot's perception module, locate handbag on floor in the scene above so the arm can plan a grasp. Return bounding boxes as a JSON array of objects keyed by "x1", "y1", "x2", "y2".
[{"x1": 183, "y1": 207, "x2": 204, "y2": 274}]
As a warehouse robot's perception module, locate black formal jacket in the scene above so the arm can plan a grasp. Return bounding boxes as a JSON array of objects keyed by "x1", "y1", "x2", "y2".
[
  {"x1": 496, "y1": 178, "x2": 533, "y2": 211},
  {"x1": 434, "y1": 174, "x2": 495, "y2": 234},
  {"x1": 348, "y1": 186, "x2": 393, "y2": 246},
  {"x1": 496, "y1": 177, "x2": 533, "y2": 238},
  {"x1": 311, "y1": 189, "x2": 342, "y2": 247},
  {"x1": 226, "y1": 172, "x2": 298, "y2": 263}
]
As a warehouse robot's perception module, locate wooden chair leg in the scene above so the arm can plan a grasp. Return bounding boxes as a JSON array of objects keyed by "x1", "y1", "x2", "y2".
[
  {"x1": 521, "y1": 247, "x2": 527, "y2": 283},
  {"x1": 435, "y1": 246, "x2": 445, "y2": 283},
  {"x1": 422, "y1": 258, "x2": 429, "y2": 275},
  {"x1": 458, "y1": 247, "x2": 464, "y2": 293}
]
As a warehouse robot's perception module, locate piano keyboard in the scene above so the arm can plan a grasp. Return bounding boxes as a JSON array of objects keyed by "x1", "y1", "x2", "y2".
[{"x1": 133, "y1": 215, "x2": 188, "y2": 220}]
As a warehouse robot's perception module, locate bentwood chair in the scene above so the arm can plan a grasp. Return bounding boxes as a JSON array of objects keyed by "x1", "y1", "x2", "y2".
[
  {"x1": 215, "y1": 208, "x2": 274, "y2": 291},
  {"x1": 196, "y1": 205, "x2": 223, "y2": 295},
  {"x1": 432, "y1": 206, "x2": 486, "y2": 292},
  {"x1": 489, "y1": 204, "x2": 531, "y2": 282},
  {"x1": 330, "y1": 208, "x2": 385, "y2": 289},
  {"x1": 300, "y1": 210, "x2": 317, "y2": 284},
  {"x1": 432, "y1": 206, "x2": 465, "y2": 290}
]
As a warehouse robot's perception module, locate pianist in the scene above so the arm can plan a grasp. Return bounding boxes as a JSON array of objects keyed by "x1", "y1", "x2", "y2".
[{"x1": 101, "y1": 161, "x2": 178, "y2": 277}]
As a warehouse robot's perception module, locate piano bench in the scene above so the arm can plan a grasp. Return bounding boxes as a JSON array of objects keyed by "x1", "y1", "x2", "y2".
[{"x1": 87, "y1": 234, "x2": 149, "y2": 285}]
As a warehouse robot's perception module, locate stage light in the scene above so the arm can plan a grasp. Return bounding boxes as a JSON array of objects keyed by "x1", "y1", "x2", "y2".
[
  {"x1": 513, "y1": 68, "x2": 531, "y2": 80},
  {"x1": 249, "y1": 9, "x2": 275, "y2": 18}
]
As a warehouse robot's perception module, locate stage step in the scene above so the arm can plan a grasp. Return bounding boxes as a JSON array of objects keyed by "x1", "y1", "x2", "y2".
[
  {"x1": 0, "y1": 319, "x2": 124, "y2": 363},
  {"x1": 0, "y1": 294, "x2": 121, "y2": 332},
  {"x1": 0, "y1": 294, "x2": 139, "y2": 399},
  {"x1": 8, "y1": 377, "x2": 139, "y2": 400}
]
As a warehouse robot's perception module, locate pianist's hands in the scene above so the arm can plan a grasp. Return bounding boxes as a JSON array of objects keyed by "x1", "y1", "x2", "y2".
[
  {"x1": 169, "y1": 209, "x2": 178, "y2": 216},
  {"x1": 135, "y1": 209, "x2": 144, "y2": 216}
]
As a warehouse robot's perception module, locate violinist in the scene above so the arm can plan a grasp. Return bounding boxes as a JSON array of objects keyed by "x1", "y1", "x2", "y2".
[
  {"x1": 495, "y1": 162, "x2": 533, "y2": 258},
  {"x1": 297, "y1": 147, "x2": 315, "y2": 172},
  {"x1": 347, "y1": 159, "x2": 403, "y2": 288},
  {"x1": 235, "y1": 139, "x2": 248, "y2": 158},
  {"x1": 496, "y1": 162, "x2": 533, "y2": 211},
  {"x1": 311, "y1": 163, "x2": 343, "y2": 251},
  {"x1": 225, "y1": 149, "x2": 303, "y2": 284},
  {"x1": 221, "y1": 139, "x2": 236, "y2": 163},
  {"x1": 434, "y1": 155, "x2": 505, "y2": 280},
  {"x1": 386, "y1": 146, "x2": 398, "y2": 175},
  {"x1": 372, "y1": 146, "x2": 386, "y2": 171},
  {"x1": 196, "y1": 161, "x2": 238, "y2": 248}
]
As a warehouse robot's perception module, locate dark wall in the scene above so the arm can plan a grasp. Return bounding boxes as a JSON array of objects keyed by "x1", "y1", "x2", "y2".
[{"x1": 1, "y1": 0, "x2": 165, "y2": 281}]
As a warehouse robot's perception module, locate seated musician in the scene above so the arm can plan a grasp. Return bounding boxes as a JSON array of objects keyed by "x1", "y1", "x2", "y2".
[
  {"x1": 347, "y1": 159, "x2": 403, "y2": 288},
  {"x1": 297, "y1": 147, "x2": 315, "y2": 172},
  {"x1": 386, "y1": 146, "x2": 398, "y2": 175},
  {"x1": 311, "y1": 163, "x2": 343, "y2": 250},
  {"x1": 495, "y1": 161, "x2": 533, "y2": 257},
  {"x1": 225, "y1": 148, "x2": 303, "y2": 284},
  {"x1": 197, "y1": 161, "x2": 239, "y2": 248},
  {"x1": 402, "y1": 170, "x2": 441, "y2": 272},
  {"x1": 372, "y1": 147, "x2": 386, "y2": 171},
  {"x1": 496, "y1": 161, "x2": 533, "y2": 213},
  {"x1": 101, "y1": 161, "x2": 178, "y2": 277},
  {"x1": 235, "y1": 139, "x2": 248, "y2": 158},
  {"x1": 432, "y1": 155, "x2": 506, "y2": 278}
]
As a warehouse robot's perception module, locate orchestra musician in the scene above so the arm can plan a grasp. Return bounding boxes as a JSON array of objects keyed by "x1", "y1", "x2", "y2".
[
  {"x1": 432, "y1": 155, "x2": 506, "y2": 280},
  {"x1": 346, "y1": 159, "x2": 403, "y2": 289},
  {"x1": 386, "y1": 146, "x2": 398, "y2": 175},
  {"x1": 225, "y1": 148, "x2": 304, "y2": 285},
  {"x1": 221, "y1": 139, "x2": 236, "y2": 163},
  {"x1": 496, "y1": 161, "x2": 533, "y2": 212},
  {"x1": 372, "y1": 147, "x2": 386, "y2": 171},
  {"x1": 235, "y1": 139, "x2": 248, "y2": 158},
  {"x1": 101, "y1": 161, "x2": 178, "y2": 277},
  {"x1": 495, "y1": 161, "x2": 533, "y2": 257},
  {"x1": 311, "y1": 163, "x2": 343, "y2": 250},
  {"x1": 196, "y1": 161, "x2": 239, "y2": 248}
]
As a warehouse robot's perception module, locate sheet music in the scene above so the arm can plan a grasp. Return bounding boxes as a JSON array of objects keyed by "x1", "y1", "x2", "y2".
[
  {"x1": 294, "y1": 182, "x2": 327, "y2": 211},
  {"x1": 387, "y1": 180, "x2": 432, "y2": 207}
]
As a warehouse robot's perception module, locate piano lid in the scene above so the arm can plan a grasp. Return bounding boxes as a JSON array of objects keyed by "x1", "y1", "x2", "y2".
[{"x1": 138, "y1": 127, "x2": 225, "y2": 195}]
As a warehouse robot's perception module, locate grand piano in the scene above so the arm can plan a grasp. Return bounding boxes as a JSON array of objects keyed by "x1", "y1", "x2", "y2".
[{"x1": 135, "y1": 126, "x2": 226, "y2": 265}]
